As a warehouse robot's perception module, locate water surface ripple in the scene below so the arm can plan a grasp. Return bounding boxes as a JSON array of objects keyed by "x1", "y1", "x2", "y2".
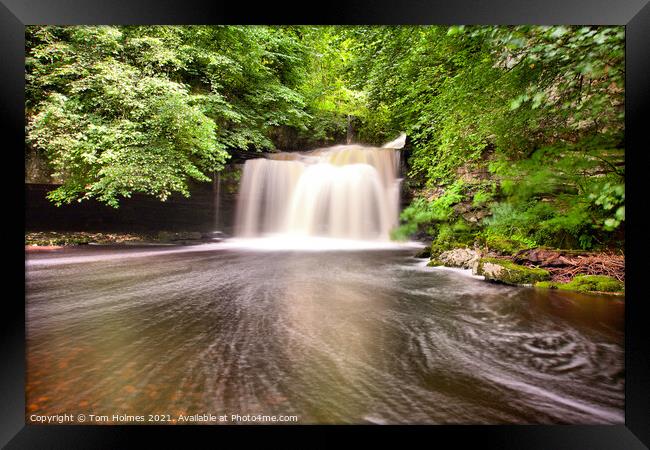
[{"x1": 25, "y1": 245, "x2": 624, "y2": 424}]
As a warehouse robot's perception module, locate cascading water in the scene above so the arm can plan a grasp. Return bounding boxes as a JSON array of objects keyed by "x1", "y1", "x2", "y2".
[{"x1": 234, "y1": 134, "x2": 406, "y2": 241}]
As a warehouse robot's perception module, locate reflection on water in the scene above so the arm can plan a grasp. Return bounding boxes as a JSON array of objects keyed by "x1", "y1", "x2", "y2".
[{"x1": 25, "y1": 244, "x2": 624, "y2": 424}]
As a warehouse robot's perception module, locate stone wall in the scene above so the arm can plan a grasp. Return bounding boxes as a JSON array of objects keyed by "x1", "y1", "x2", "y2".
[{"x1": 25, "y1": 180, "x2": 239, "y2": 234}]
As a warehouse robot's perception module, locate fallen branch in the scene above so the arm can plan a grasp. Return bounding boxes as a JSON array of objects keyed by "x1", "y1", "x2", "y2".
[{"x1": 512, "y1": 250, "x2": 624, "y2": 283}]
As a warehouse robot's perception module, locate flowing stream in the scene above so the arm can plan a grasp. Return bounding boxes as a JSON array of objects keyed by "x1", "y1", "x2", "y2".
[
  {"x1": 26, "y1": 246, "x2": 624, "y2": 424},
  {"x1": 25, "y1": 136, "x2": 624, "y2": 424}
]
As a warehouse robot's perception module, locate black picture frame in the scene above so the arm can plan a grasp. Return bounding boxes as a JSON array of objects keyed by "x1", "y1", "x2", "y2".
[{"x1": 4, "y1": 0, "x2": 649, "y2": 447}]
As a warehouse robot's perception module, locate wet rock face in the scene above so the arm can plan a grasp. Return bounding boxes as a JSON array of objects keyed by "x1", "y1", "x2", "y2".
[
  {"x1": 475, "y1": 257, "x2": 550, "y2": 286},
  {"x1": 157, "y1": 231, "x2": 203, "y2": 242},
  {"x1": 476, "y1": 260, "x2": 505, "y2": 279},
  {"x1": 156, "y1": 231, "x2": 224, "y2": 245},
  {"x1": 436, "y1": 248, "x2": 481, "y2": 270},
  {"x1": 414, "y1": 246, "x2": 432, "y2": 258}
]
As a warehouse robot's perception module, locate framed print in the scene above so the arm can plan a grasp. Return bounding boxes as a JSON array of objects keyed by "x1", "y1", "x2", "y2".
[{"x1": 3, "y1": 0, "x2": 650, "y2": 447}]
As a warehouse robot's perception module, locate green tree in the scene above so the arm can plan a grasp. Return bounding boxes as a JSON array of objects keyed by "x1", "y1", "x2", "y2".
[
  {"x1": 26, "y1": 25, "x2": 310, "y2": 206},
  {"x1": 26, "y1": 25, "x2": 626, "y2": 250},
  {"x1": 344, "y1": 25, "x2": 624, "y2": 249}
]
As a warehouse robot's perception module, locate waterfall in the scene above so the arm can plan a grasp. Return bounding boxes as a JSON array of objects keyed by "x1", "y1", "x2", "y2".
[{"x1": 234, "y1": 135, "x2": 405, "y2": 241}]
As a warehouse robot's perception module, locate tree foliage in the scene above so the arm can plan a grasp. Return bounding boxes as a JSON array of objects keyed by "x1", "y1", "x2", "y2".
[
  {"x1": 342, "y1": 25, "x2": 624, "y2": 249},
  {"x1": 26, "y1": 25, "x2": 625, "y2": 249},
  {"x1": 26, "y1": 25, "x2": 309, "y2": 206}
]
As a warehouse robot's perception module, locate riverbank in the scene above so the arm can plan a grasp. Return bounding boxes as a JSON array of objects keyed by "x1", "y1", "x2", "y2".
[
  {"x1": 25, "y1": 231, "x2": 624, "y2": 296},
  {"x1": 25, "y1": 231, "x2": 223, "y2": 248},
  {"x1": 419, "y1": 245, "x2": 624, "y2": 296}
]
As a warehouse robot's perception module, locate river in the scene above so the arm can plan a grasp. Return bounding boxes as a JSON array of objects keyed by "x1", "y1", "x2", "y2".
[{"x1": 25, "y1": 242, "x2": 624, "y2": 424}]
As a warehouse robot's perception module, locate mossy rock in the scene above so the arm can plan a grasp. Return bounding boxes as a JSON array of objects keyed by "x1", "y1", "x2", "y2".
[
  {"x1": 483, "y1": 235, "x2": 529, "y2": 255},
  {"x1": 26, "y1": 231, "x2": 154, "y2": 246},
  {"x1": 25, "y1": 234, "x2": 91, "y2": 246},
  {"x1": 427, "y1": 258, "x2": 444, "y2": 267},
  {"x1": 535, "y1": 275, "x2": 624, "y2": 294},
  {"x1": 476, "y1": 257, "x2": 550, "y2": 285},
  {"x1": 430, "y1": 241, "x2": 468, "y2": 258},
  {"x1": 429, "y1": 243, "x2": 449, "y2": 258},
  {"x1": 414, "y1": 246, "x2": 432, "y2": 258},
  {"x1": 65, "y1": 237, "x2": 91, "y2": 245}
]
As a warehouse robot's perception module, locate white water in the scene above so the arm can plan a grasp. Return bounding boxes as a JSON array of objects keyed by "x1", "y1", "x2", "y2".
[
  {"x1": 235, "y1": 135, "x2": 406, "y2": 241},
  {"x1": 26, "y1": 246, "x2": 624, "y2": 424}
]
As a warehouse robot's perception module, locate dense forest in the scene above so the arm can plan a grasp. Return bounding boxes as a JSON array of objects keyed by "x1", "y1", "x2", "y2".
[{"x1": 26, "y1": 25, "x2": 625, "y2": 252}]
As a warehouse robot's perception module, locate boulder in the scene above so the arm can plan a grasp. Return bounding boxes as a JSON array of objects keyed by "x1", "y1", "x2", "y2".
[
  {"x1": 474, "y1": 257, "x2": 550, "y2": 285},
  {"x1": 414, "y1": 246, "x2": 432, "y2": 258},
  {"x1": 431, "y1": 248, "x2": 481, "y2": 270}
]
